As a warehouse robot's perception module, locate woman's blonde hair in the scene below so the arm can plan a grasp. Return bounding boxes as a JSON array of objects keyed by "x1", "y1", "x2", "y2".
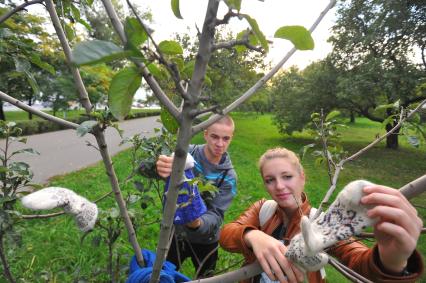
[{"x1": 258, "y1": 147, "x2": 304, "y2": 176}]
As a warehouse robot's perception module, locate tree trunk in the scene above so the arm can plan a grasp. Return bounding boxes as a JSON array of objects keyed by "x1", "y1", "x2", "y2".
[
  {"x1": 0, "y1": 233, "x2": 16, "y2": 283},
  {"x1": 350, "y1": 111, "x2": 355, "y2": 123},
  {"x1": 385, "y1": 123, "x2": 399, "y2": 149},
  {"x1": 0, "y1": 101, "x2": 5, "y2": 120}
]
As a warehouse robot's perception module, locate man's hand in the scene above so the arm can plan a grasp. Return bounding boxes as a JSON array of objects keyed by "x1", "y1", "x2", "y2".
[
  {"x1": 361, "y1": 185, "x2": 423, "y2": 273},
  {"x1": 244, "y1": 230, "x2": 304, "y2": 283},
  {"x1": 156, "y1": 155, "x2": 173, "y2": 178},
  {"x1": 186, "y1": 218, "x2": 202, "y2": 229}
]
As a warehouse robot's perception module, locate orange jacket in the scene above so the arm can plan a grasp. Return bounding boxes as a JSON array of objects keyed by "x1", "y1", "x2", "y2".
[{"x1": 219, "y1": 196, "x2": 424, "y2": 283}]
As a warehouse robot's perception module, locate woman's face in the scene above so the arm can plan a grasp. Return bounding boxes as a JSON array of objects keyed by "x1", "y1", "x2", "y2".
[{"x1": 261, "y1": 157, "x2": 305, "y2": 212}]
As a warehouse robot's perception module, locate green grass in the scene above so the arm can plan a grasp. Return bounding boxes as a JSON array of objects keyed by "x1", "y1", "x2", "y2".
[
  {"x1": 3, "y1": 108, "x2": 158, "y2": 121},
  {"x1": 7, "y1": 113, "x2": 426, "y2": 282}
]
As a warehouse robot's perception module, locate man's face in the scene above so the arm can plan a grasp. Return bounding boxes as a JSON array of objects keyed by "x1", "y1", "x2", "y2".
[{"x1": 203, "y1": 123, "x2": 234, "y2": 162}]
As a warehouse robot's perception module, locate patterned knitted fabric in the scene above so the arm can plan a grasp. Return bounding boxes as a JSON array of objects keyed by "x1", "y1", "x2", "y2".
[
  {"x1": 21, "y1": 187, "x2": 98, "y2": 232},
  {"x1": 285, "y1": 180, "x2": 377, "y2": 271}
]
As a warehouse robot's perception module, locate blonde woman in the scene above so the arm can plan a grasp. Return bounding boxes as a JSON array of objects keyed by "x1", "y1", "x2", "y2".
[{"x1": 219, "y1": 147, "x2": 423, "y2": 283}]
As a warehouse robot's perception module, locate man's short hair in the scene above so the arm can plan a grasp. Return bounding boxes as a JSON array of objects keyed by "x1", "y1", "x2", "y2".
[{"x1": 211, "y1": 115, "x2": 234, "y2": 131}]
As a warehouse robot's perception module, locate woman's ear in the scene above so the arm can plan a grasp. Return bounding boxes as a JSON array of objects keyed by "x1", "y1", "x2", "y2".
[{"x1": 300, "y1": 170, "x2": 306, "y2": 185}]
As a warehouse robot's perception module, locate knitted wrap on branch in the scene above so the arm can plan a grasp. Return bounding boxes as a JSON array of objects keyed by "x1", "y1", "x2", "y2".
[
  {"x1": 285, "y1": 180, "x2": 377, "y2": 271},
  {"x1": 164, "y1": 153, "x2": 207, "y2": 225},
  {"x1": 126, "y1": 249, "x2": 190, "y2": 283},
  {"x1": 21, "y1": 187, "x2": 98, "y2": 232}
]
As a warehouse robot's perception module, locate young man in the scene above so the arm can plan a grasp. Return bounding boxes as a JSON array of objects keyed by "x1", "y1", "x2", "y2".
[{"x1": 156, "y1": 115, "x2": 237, "y2": 277}]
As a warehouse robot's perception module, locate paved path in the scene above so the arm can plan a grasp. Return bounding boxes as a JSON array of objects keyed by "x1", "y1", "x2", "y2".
[{"x1": 4, "y1": 116, "x2": 161, "y2": 184}]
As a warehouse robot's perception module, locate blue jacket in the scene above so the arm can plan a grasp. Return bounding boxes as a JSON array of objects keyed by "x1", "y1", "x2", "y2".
[{"x1": 175, "y1": 144, "x2": 237, "y2": 244}]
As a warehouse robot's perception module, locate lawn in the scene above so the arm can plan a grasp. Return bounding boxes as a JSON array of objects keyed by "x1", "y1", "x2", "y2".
[
  {"x1": 3, "y1": 108, "x2": 159, "y2": 121},
  {"x1": 8, "y1": 113, "x2": 426, "y2": 282}
]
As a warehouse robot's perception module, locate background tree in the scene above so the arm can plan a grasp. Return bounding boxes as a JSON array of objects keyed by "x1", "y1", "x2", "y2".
[
  {"x1": 270, "y1": 58, "x2": 339, "y2": 135},
  {"x1": 0, "y1": 7, "x2": 54, "y2": 120},
  {"x1": 329, "y1": 0, "x2": 426, "y2": 149}
]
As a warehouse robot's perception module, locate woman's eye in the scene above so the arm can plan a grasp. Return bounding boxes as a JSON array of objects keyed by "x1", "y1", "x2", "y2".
[
  {"x1": 264, "y1": 179, "x2": 274, "y2": 184},
  {"x1": 283, "y1": 175, "x2": 292, "y2": 180}
]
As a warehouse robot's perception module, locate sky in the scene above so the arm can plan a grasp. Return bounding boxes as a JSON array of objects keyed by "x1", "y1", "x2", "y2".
[{"x1": 131, "y1": 0, "x2": 337, "y2": 70}]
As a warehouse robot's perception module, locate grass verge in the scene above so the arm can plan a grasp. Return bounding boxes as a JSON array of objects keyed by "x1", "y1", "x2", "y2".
[{"x1": 8, "y1": 113, "x2": 426, "y2": 282}]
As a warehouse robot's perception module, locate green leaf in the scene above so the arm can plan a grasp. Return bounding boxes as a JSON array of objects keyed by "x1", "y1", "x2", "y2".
[
  {"x1": 147, "y1": 63, "x2": 168, "y2": 80},
  {"x1": 76, "y1": 120, "x2": 98, "y2": 137},
  {"x1": 274, "y1": 25, "x2": 314, "y2": 50},
  {"x1": 375, "y1": 100, "x2": 401, "y2": 113},
  {"x1": 108, "y1": 67, "x2": 141, "y2": 120},
  {"x1": 182, "y1": 60, "x2": 195, "y2": 79},
  {"x1": 381, "y1": 115, "x2": 397, "y2": 127},
  {"x1": 24, "y1": 71, "x2": 40, "y2": 96},
  {"x1": 14, "y1": 58, "x2": 30, "y2": 73},
  {"x1": 160, "y1": 108, "x2": 179, "y2": 134},
  {"x1": 71, "y1": 40, "x2": 132, "y2": 66},
  {"x1": 235, "y1": 30, "x2": 259, "y2": 53},
  {"x1": 29, "y1": 54, "x2": 55, "y2": 75},
  {"x1": 11, "y1": 148, "x2": 40, "y2": 157},
  {"x1": 71, "y1": 4, "x2": 81, "y2": 22},
  {"x1": 171, "y1": 0, "x2": 183, "y2": 19},
  {"x1": 64, "y1": 23, "x2": 75, "y2": 41},
  {"x1": 125, "y1": 17, "x2": 148, "y2": 47},
  {"x1": 224, "y1": 0, "x2": 241, "y2": 10},
  {"x1": 158, "y1": 40, "x2": 183, "y2": 55},
  {"x1": 325, "y1": 110, "x2": 341, "y2": 122},
  {"x1": 242, "y1": 14, "x2": 269, "y2": 52},
  {"x1": 300, "y1": 143, "x2": 315, "y2": 160},
  {"x1": 204, "y1": 75, "x2": 212, "y2": 87}
]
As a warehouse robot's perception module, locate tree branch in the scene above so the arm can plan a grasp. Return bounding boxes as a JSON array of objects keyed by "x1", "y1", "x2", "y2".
[
  {"x1": 328, "y1": 257, "x2": 373, "y2": 283},
  {"x1": 187, "y1": 261, "x2": 263, "y2": 283},
  {"x1": 192, "y1": 0, "x2": 337, "y2": 134},
  {"x1": 45, "y1": 0, "x2": 144, "y2": 267},
  {"x1": 0, "y1": 91, "x2": 78, "y2": 129},
  {"x1": 215, "y1": 9, "x2": 238, "y2": 26},
  {"x1": 150, "y1": 1, "x2": 221, "y2": 282},
  {"x1": 0, "y1": 0, "x2": 44, "y2": 25},
  {"x1": 212, "y1": 39, "x2": 264, "y2": 53},
  {"x1": 189, "y1": 105, "x2": 220, "y2": 118},
  {"x1": 100, "y1": 0, "x2": 180, "y2": 120},
  {"x1": 126, "y1": 0, "x2": 189, "y2": 100},
  {"x1": 315, "y1": 98, "x2": 426, "y2": 216}
]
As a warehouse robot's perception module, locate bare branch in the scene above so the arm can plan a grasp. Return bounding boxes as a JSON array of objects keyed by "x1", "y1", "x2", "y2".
[
  {"x1": 45, "y1": 0, "x2": 144, "y2": 267},
  {"x1": 189, "y1": 105, "x2": 221, "y2": 118},
  {"x1": 0, "y1": 0, "x2": 44, "y2": 24},
  {"x1": 215, "y1": 9, "x2": 238, "y2": 26},
  {"x1": 100, "y1": 0, "x2": 180, "y2": 120},
  {"x1": 187, "y1": 261, "x2": 263, "y2": 283},
  {"x1": 44, "y1": 0, "x2": 92, "y2": 114},
  {"x1": 126, "y1": 0, "x2": 189, "y2": 100},
  {"x1": 192, "y1": 0, "x2": 337, "y2": 134},
  {"x1": 0, "y1": 91, "x2": 79, "y2": 129},
  {"x1": 150, "y1": 1, "x2": 221, "y2": 281},
  {"x1": 316, "y1": 98, "x2": 426, "y2": 215},
  {"x1": 359, "y1": 228, "x2": 426, "y2": 238},
  {"x1": 328, "y1": 257, "x2": 373, "y2": 283},
  {"x1": 212, "y1": 39, "x2": 263, "y2": 53},
  {"x1": 399, "y1": 174, "x2": 426, "y2": 200},
  {"x1": 22, "y1": 211, "x2": 64, "y2": 219}
]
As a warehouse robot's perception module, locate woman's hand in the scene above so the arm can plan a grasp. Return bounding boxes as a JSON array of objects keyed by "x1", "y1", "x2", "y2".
[
  {"x1": 361, "y1": 185, "x2": 423, "y2": 273},
  {"x1": 156, "y1": 155, "x2": 173, "y2": 178},
  {"x1": 244, "y1": 229, "x2": 304, "y2": 283}
]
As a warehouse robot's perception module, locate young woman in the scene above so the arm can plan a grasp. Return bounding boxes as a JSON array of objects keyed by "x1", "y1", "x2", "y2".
[{"x1": 219, "y1": 148, "x2": 423, "y2": 283}]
